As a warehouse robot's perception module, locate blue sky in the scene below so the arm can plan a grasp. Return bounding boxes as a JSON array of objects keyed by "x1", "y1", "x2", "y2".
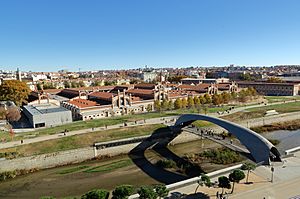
[{"x1": 0, "y1": 0, "x2": 300, "y2": 71}]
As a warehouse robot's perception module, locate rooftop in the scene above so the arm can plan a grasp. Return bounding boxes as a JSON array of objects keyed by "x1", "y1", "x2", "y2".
[
  {"x1": 68, "y1": 99, "x2": 99, "y2": 108},
  {"x1": 24, "y1": 103, "x2": 70, "y2": 115}
]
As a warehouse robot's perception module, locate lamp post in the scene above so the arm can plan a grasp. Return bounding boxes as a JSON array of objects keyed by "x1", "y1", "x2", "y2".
[{"x1": 271, "y1": 166, "x2": 274, "y2": 183}]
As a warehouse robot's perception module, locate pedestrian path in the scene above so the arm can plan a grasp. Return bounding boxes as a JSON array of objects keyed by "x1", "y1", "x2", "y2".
[{"x1": 0, "y1": 116, "x2": 178, "y2": 149}]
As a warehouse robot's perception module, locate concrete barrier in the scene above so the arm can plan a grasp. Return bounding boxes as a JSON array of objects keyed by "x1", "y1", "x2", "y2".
[
  {"x1": 285, "y1": 146, "x2": 300, "y2": 155},
  {"x1": 128, "y1": 163, "x2": 243, "y2": 199}
]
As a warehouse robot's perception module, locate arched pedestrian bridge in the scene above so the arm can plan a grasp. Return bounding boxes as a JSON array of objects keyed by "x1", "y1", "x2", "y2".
[{"x1": 173, "y1": 114, "x2": 282, "y2": 165}]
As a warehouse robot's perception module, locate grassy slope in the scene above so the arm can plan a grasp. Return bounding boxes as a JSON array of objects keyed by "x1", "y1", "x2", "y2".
[
  {"x1": 0, "y1": 124, "x2": 165, "y2": 157},
  {"x1": 222, "y1": 101, "x2": 300, "y2": 122}
]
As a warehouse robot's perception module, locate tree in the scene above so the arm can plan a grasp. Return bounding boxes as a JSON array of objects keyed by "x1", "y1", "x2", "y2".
[
  {"x1": 154, "y1": 100, "x2": 161, "y2": 112},
  {"x1": 168, "y1": 100, "x2": 174, "y2": 110},
  {"x1": 112, "y1": 185, "x2": 134, "y2": 199},
  {"x1": 81, "y1": 189, "x2": 109, "y2": 199},
  {"x1": 182, "y1": 98, "x2": 188, "y2": 108},
  {"x1": 203, "y1": 94, "x2": 212, "y2": 104},
  {"x1": 161, "y1": 99, "x2": 169, "y2": 111},
  {"x1": 199, "y1": 96, "x2": 206, "y2": 104},
  {"x1": 71, "y1": 81, "x2": 78, "y2": 88},
  {"x1": 267, "y1": 77, "x2": 283, "y2": 83},
  {"x1": 154, "y1": 184, "x2": 169, "y2": 199},
  {"x1": 174, "y1": 98, "x2": 182, "y2": 109},
  {"x1": 6, "y1": 107, "x2": 21, "y2": 122},
  {"x1": 0, "y1": 107, "x2": 6, "y2": 120},
  {"x1": 229, "y1": 169, "x2": 245, "y2": 193},
  {"x1": 137, "y1": 186, "x2": 157, "y2": 199},
  {"x1": 40, "y1": 197, "x2": 56, "y2": 199},
  {"x1": 241, "y1": 162, "x2": 256, "y2": 184},
  {"x1": 0, "y1": 80, "x2": 30, "y2": 106},
  {"x1": 218, "y1": 176, "x2": 231, "y2": 194},
  {"x1": 221, "y1": 92, "x2": 231, "y2": 104},
  {"x1": 248, "y1": 87, "x2": 257, "y2": 96},
  {"x1": 167, "y1": 75, "x2": 187, "y2": 83},
  {"x1": 194, "y1": 96, "x2": 201, "y2": 107},
  {"x1": 239, "y1": 73, "x2": 254, "y2": 81},
  {"x1": 212, "y1": 94, "x2": 221, "y2": 105},
  {"x1": 36, "y1": 83, "x2": 42, "y2": 90},
  {"x1": 238, "y1": 90, "x2": 248, "y2": 102},
  {"x1": 187, "y1": 96, "x2": 195, "y2": 109},
  {"x1": 146, "y1": 104, "x2": 153, "y2": 112},
  {"x1": 63, "y1": 81, "x2": 71, "y2": 88},
  {"x1": 230, "y1": 91, "x2": 237, "y2": 100},
  {"x1": 78, "y1": 81, "x2": 86, "y2": 87},
  {"x1": 195, "y1": 174, "x2": 211, "y2": 193}
]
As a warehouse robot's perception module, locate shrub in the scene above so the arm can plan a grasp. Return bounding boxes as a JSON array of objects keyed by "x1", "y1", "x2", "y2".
[
  {"x1": 112, "y1": 185, "x2": 134, "y2": 199},
  {"x1": 81, "y1": 189, "x2": 109, "y2": 199},
  {"x1": 156, "y1": 159, "x2": 176, "y2": 168},
  {"x1": 200, "y1": 148, "x2": 242, "y2": 164}
]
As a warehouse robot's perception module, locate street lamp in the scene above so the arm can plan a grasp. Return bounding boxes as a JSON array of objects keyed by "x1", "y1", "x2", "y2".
[{"x1": 271, "y1": 166, "x2": 274, "y2": 183}]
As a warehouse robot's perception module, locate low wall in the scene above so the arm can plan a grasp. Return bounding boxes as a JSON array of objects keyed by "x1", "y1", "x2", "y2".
[
  {"x1": 0, "y1": 142, "x2": 144, "y2": 172},
  {"x1": 128, "y1": 164, "x2": 243, "y2": 199},
  {"x1": 0, "y1": 147, "x2": 94, "y2": 172}
]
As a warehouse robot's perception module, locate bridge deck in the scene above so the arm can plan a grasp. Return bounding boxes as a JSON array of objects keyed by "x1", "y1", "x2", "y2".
[{"x1": 182, "y1": 127, "x2": 249, "y2": 154}]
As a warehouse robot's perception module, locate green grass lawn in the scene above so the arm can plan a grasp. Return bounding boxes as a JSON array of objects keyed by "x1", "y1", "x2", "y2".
[
  {"x1": 0, "y1": 124, "x2": 166, "y2": 157},
  {"x1": 247, "y1": 101, "x2": 300, "y2": 113},
  {"x1": 265, "y1": 96, "x2": 300, "y2": 103},
  {"x1": 84, "y1": 160, "x2": 133, "y2": 173},
  {"x1": 222, "y1": 101, "x2": 300, "y2": 122}
]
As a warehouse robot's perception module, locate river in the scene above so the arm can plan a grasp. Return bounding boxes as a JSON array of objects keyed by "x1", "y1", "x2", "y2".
[{"x1": 263, "y1": 129, "x2": 300, "y2": 154}]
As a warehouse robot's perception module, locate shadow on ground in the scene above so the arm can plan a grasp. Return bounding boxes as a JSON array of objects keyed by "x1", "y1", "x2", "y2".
[{"x1": 129, "y1": 127, "x2": 204, "y2": 184}]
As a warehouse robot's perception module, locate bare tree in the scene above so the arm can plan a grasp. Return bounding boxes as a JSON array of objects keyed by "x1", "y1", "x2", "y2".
[{"x1": 6, "y1": 107, "x2": 21, "y2": 122}]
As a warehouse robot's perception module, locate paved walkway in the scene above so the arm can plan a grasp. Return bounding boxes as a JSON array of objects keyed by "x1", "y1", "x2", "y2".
[
  {"x1": 182, "y1": 126, "x2": 249, "y2": 153},
  {"x1": 169, "y1": 151, "x2": 300, "y2": 199},
  {"x1": 0, "y1": 116, "x2": 178, "y2": 149}
]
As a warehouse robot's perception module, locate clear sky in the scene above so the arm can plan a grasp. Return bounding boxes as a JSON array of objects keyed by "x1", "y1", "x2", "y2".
[{"x1": 1, "y1": 0, "x2": 300, "y2": 71}]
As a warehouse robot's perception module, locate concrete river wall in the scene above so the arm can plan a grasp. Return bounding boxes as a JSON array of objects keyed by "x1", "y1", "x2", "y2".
[{"x1": 0, "y1": 132, "x2": 201, "y2": 172}]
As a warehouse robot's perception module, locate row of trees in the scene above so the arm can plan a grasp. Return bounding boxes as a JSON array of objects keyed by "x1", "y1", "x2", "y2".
[
  {"x1": 63, "y1": 80, "x2": 86, "y2": 88},
  {"x1": 153, "y1": 88, "x2": 258, "y2": 112},
  {"x1": 41, "y1": 184, "x2": 169, "y2": 199},
  {"x1": 217, "y1": 162, "x2": 256, "y2": 195}
]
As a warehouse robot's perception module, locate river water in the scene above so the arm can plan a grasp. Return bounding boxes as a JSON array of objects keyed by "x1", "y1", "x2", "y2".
[{"x1": 263, "y1": 129, "x2": 300, "y2": 154}]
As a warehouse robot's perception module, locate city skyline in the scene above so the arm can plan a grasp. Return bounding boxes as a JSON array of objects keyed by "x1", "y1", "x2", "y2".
[{"x1": 1, "y1": 0, "x2": 300, "y2": 71}]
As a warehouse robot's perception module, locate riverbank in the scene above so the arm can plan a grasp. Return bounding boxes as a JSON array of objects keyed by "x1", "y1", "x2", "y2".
[
  {"x1": 0, "y1": 139, "x2": 236, "y2": 199},
  {"x1": 251, "y1": 119, "x2": 300, "y2": 133}
]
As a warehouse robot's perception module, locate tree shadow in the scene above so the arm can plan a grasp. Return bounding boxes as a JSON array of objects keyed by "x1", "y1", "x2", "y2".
[
  {"x1": 129, "y1": 127, "x2": 203, "y2": 184},
  {"x1": 184, "y1": 192, "x2": 210, "y2": 199}
]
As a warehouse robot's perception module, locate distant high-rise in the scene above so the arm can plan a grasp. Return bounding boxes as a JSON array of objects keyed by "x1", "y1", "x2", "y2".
[{"x1": 16, "y1": 68, "x2": 22, "y2": 81}]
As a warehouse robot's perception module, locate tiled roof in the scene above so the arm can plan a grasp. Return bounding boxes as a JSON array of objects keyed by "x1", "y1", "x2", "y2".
[
  {"x1": 68, "y1": 99, "x2": 99, "y2": 108},
  {"x1": 217, "y1": 83, "x2": 230, "y2": 89},
  {"x1": 127, "y1": 89, "x2": 154, "y2": 95},
  {"x1": 89, "y1": 92, "x2": 115, "y2": 99},
  {"x1": 178, "y1": 84, "x2": 211, "y2": 91},
  {"x1": 134, "y1": 83, "x2": 156, "y2": 89}
]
